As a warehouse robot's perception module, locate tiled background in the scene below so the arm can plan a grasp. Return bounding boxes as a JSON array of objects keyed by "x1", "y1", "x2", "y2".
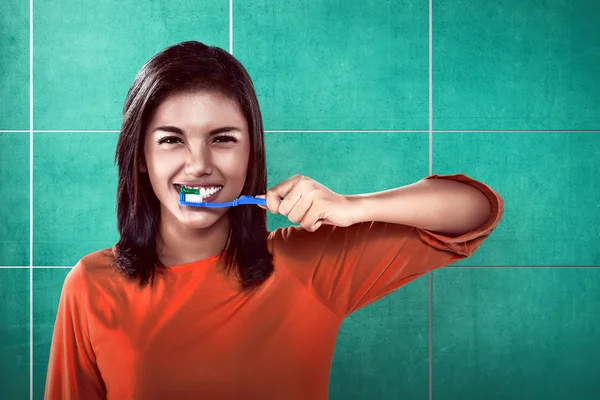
[{"x1": 1, "y1": 0, "x2": 599, "y2": 399}]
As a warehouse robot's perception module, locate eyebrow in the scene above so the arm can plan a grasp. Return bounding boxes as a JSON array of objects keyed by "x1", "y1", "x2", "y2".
[{"x1": 153, "y1": 125, "x2": 242, "y2": 135}]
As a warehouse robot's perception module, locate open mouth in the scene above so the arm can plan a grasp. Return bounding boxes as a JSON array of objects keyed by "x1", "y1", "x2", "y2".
[{"x1": 174, "y1": 184, "x2": 223, "y2": 203}]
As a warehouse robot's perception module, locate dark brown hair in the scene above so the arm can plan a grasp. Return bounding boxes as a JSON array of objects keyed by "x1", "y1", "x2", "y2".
[{"x1": 114, "y1": 41, "x2": 273, "y2": 290}]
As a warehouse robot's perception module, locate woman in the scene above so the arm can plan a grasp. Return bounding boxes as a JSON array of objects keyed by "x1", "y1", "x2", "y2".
[{"x1": 44, "y1": 41, "x2": 503, "y2": 399}]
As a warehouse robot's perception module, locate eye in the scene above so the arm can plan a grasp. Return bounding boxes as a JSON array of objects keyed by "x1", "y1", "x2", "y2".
[
  {"x1": 156, "y1": 136, "x2": 182, "y2": 145},
  {"x1": 214, "y1": 135, "x2": 238, "y2": 144}
]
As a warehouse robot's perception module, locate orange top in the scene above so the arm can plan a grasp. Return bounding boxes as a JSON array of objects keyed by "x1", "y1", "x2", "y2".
[{"x1": 44, "y1": 174, "x2": 504, "y2": 400}]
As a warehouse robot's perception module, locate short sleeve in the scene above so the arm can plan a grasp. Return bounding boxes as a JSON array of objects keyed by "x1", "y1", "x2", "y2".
[
  {"x1": 44, "y1": 262, "x2": 106, "y2": 399},
  {"x1": 272, "y1": 173, "x2": 504, "y2": 319}
]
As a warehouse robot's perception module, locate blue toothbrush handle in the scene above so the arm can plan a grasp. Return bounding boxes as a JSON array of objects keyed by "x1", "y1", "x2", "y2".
[
  {"x1": 234, "y1": 196, "x2": 283, "y2": 206},
  {"x1": 179, "y1": 193, "x2": 273, "y2": 208},
  {"x1": 234, "y1": 195, "x2": 267, "y2": 206}
]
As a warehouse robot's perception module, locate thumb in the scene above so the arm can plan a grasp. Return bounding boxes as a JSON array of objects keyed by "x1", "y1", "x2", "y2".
[{"x1": 255, "y1": 194, "x2": 267, "y2": 209}]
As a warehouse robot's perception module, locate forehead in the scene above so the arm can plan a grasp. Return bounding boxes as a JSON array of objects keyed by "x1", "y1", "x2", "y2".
[{"x1": 148, "y1": 90, "x2": 248, "y2": 132}]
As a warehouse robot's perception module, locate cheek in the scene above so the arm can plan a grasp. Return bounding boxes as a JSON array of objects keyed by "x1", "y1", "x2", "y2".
[
  {"x1": 146, "y1": 151, "x2": 179, "y2": 184},
  {"x1": 229, "y1": 151, "x2": 250, "y2": 182}
]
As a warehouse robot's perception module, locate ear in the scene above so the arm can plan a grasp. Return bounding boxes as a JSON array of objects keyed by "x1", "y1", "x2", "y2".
[{"x1": 139, "y1": 160, "x2": 147, "y2": 173}]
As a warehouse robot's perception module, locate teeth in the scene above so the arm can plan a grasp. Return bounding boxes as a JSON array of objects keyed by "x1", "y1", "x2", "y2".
[
  {"x1": 200, "y1": 187, "x2": 221, "y2": 197},
  {"x1": 180, "y1": 185, "x2": 222, "y2": 200}
]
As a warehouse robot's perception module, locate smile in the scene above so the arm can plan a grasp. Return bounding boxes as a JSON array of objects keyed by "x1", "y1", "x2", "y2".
[{"x1": 174, "y1": 185, "x2": 223, "y2": 201}]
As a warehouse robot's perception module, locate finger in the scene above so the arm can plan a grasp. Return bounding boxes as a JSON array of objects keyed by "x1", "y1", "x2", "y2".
[
  {"x1": 275, "y1": 176, "x2": 307, "y2": 216},
  {"x1": 278, "y1": 186, "x2": 306, "y2": 218},
  {"x1": 287, "y1": 195, "x2": 311, "y2": 224},
  {"x1": 300, "y1": 206, "x2": 323, "y2": 232},
  {"x1": 255, "y1": 194, "x2": 267, "y2": 210},
  {"x1": 266, "y1": 175, "x2": 304, "y2": 214}
]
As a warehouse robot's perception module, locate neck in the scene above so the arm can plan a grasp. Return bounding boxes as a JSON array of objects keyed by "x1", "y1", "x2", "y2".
[{"x1": 156, "y1": 211, "x2": 230, "y2": 267}]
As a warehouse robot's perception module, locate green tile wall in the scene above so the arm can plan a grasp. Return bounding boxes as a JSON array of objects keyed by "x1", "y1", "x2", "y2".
[
  {"x1": 433, "y1": 268, "x2": 600, "y2": 399},
  {"x1": 33, "y1": 0, "x2": 229, "y2": 130},
  {"x1": 33, "y1": 132, "x2": 119, "y2": 266},
  {"x1": 0, "y1": 0, "x2": 29, "y2": 130},
  {"x1": 1, "y1": 0, "x2": 598, "y2": 399},
  {"x1": 433, "y1": 131, "x2": 600, "y2": 266},
  {"x1": 234, "y1": 0, "x2": 429, "y2": 130},
  {"x1": 0, "y1": 268, "x2": 29, "y2": 399},
  {"x1": 433, "y1": 0, "x2": 600, "y2": 130},
  {"x1": 0, "y1": 133, "x2": 30, "y2": 266}
]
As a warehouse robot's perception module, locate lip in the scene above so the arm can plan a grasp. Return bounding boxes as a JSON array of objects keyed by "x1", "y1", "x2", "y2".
[{"x1": 174, "y1": 182, "x2": 223, "y2": 188}]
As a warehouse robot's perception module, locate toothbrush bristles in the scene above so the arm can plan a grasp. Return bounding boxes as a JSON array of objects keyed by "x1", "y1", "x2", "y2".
[{"x1": 185, "y1": 194, "x2": 208, "y2": 203}]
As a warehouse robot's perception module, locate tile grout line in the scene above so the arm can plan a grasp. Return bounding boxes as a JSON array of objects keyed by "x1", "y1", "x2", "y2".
[
  {"x1": 426, "y1": 130, "x2": 600, "y2": 133},
  {"x1": 428, "y1": 0, "x2": 433, "y2": 397},
  {"x1": 5, "y1": 129, "x2": 599, "y2": 133},
  {"x1": 229, "y1": 0, "x2": 233, "y2": 55},
  {"x1": 29, "y1": 0, "x2": 34, "y2": 397},
  {"x1": 267, "y1": 130, "x2": 428, "y2": 132}
]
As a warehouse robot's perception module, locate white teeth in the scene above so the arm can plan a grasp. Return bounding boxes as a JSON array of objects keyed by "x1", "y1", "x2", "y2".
[
  {"x1": 199, "y1": 187, "x2": 222, "y2": 198},
  {"x1": 180, "y1": 186, "x2": 222, "y2": 201},
  {"x1": 177, "y1": 185, "x2": 222, "y2": 201}
]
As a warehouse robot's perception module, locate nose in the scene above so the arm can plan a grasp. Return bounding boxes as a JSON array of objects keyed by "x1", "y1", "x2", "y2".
[{"x1": 184, "y1": 145, "x2": 213, "y2": 176}]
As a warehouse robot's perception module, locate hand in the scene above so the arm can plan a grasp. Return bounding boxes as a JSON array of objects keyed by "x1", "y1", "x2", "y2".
[{"x1": 255, "y1": 174, "x2": 360, "y2": 232}]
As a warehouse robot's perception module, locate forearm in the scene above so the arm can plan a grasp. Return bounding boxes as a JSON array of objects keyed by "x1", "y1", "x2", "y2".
[{"x1": 348, "y1": 178, "x2": 492, "y2": 236}]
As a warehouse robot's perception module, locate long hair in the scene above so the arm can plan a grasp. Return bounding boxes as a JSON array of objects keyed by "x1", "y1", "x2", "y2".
[{"x1": 114, "y1": 41, "x2": 274, "y2": 290}]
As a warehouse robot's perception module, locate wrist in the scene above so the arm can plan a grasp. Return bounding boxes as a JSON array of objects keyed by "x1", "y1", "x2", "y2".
[{"x1": 345, "y1": 194, "x2": 371, "y2": 224}]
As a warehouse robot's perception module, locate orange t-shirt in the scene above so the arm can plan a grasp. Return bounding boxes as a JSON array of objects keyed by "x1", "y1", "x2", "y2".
[{"x1": 44, "y1": 174, "x2": 503, "y2": 400}]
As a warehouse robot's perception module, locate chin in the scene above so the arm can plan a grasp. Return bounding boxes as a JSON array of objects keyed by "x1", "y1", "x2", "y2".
[{"x1": 178, "y1": 209, "x2": 226, "y2": 228}]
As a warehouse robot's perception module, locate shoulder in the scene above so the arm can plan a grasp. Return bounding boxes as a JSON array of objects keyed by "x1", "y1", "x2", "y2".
[
  {"x1": 63, "y1": 247, "x2": 119, "y2": 294},
  {"x1": 76, "y1": 247, "x2": 117, "y2": 277}
]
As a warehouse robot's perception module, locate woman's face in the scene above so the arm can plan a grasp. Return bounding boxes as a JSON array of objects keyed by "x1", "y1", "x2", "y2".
[{"x1": 142, "y1": 90, "x2": 251, "y2": 231}]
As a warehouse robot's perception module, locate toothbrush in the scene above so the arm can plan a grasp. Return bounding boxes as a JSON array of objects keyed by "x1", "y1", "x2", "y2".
[{"x1": 179, "y1": 185, "x2": 268, "y2": 208}]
